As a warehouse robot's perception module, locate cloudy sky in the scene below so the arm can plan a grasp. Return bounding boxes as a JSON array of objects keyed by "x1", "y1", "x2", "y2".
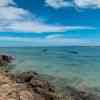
[{"x1": 0, "y1": 0, "x2": 100, "y2": 46}]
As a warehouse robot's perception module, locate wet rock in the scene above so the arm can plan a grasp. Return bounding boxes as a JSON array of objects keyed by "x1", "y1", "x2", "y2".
[
  {"x1": 16, "y1": 71, "x2": 55, "y2": 92},
  {"x1": 16, "y1": 71, "x2": 38, "y2": 83},
  {"x1": 65, "y1": 86, "x2": 82, "y2": 100},
  {"x1": 64, "y1": 86, "x2": 100, "y2": 100},
  {"x1": 30, "y1": 77, "x2": 55, "y2": 92},
  {"x1": 0, "y1": 54, "x2": 15, "y2": 65},
  {"x1": 16, "y1": 71, "x2": 56, "y2": 100}
]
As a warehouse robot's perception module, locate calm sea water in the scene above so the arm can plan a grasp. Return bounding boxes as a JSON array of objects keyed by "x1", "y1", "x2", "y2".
[{"x1": 0, "y1": 46, "x2": 100, "y2": 88}]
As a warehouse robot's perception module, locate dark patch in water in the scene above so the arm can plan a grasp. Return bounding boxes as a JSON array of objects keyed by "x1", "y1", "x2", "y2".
[
  {"x1": 42, "y1": 48, "x2": 48, "y2": 53},
  {"x1": 69, "y1": 51, "x2": 78, "y2": 55}
]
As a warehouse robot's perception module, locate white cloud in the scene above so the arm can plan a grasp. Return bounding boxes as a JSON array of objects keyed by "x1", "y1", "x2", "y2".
[
  {"x1": 45, "y1": 0, "x2": 100, "y2": 9},
  {"x1": 0, "y1": 0, "x2": 99, "y2": 46},
  {"x1": 5, "y1": 21, "x2": 94, "y2": 33},
  {"x1": 46, "y1": 34, "x2": 65, "y2": 39},
  {"x1": 0, "y1": 0, "x2": 94, "y2": 33},
  {"x1": 45, "y1": 34, "x2": 100, "y2": 46},
  {"x1": 45, "y1": 0, "x2": 73, "y2": 9},
  {"x1": 74, "y1": 0, "x2": 100, "y2": 9},
  {"x1": 0, "y1": 0, "x2": 15, "y2": 6}
]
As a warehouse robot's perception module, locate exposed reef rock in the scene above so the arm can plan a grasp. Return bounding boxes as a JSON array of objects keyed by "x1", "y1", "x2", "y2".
[
  {"x1": 0, "y1": 54, "x2": 15, "y2": 65},
  {"x1": 15, "y1": 71, "x2": 56, "y2": 100},
  {"x1": 8, "y1": 71, "x2": 100, "y2": 100}
]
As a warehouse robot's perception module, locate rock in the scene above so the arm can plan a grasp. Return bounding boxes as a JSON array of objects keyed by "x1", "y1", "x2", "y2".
[
  {"x1": 64, "y1": 86, "x2": 100, "y2": 100},
  {"x1": 19, "y1": 90, "x2": 34, "y2": 100},
  {"x1": 16, "y1": 71, "x2": 55, "y2": 92},
  {"x1": 16, "y1": 71, "x2": 39, "y2": 83},
  {"x1": 0, "y1": 72, "x2": 16, "y2": 100},
  {"x1": 0, "y1": 71, "x2": 56, "y2": 100},
  {"x1": 16, "y1": 71, "x2": 56, "y2": 100},
  {"x1": 18, "y1": 89, "x2": 45, "y2": 100},
  {"x1": 0, "y1": 54, "x2": 15, "y2": 65},
  {"x1": 65, "y1": 86, "x2": 82, "y2": 100},
  {"x1": 30, "y1": 78, "x2": 55, "y2": 92}
]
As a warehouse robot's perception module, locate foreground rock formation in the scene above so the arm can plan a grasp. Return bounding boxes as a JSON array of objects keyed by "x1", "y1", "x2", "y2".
[
  {"x1": 15, "y1": 71, "x2": 57, "y2": 100},
  {"x1": 0, "y1": 71, "x2": 100, "y2": 100},
  {"x1": 0, "y1": 71, "x2": 57, "y2": 100}
]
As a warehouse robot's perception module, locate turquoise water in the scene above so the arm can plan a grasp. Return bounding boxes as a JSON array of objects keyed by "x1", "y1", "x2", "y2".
[{"x1": 0, "y1": 46, "x2": 100, "y2": 88}]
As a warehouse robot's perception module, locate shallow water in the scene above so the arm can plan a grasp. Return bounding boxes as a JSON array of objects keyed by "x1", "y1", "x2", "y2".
[{"x1": 0, "y1": 46, "x2": 100, "y2": 88}]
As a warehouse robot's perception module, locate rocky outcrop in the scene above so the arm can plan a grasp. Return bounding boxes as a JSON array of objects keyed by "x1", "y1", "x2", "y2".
[
  {"x1": 14, "y1": 71, "x2": 100, "y2": 100},
  {"x1": 15, "y1": 71, "x2": 56, "y2": 100},
  {"x1": 0, "y1": 54, "x2": 15, "y2": 65},
  {"x1": 0, "y1": 71, "x2": 56, "y2": 100},
  {"x1": 0, "y1": 71, "x2": 100, "y2": 100}
]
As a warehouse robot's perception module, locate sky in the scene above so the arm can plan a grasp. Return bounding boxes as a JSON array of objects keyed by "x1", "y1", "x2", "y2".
[{"x1": 0, "y1": 0, "x2": 100, "y2": 46}]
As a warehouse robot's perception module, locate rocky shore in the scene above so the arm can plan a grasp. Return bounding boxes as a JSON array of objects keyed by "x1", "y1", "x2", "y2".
[
  {"x1": 0, "y1": 54, "x2": 100, "y2": 100},
  {"x1": 0, "y1": 71, "x2": 99, "y2": 100},
  {"x1": 0, "y1": 71, "x2": 58, "y2": 100}
]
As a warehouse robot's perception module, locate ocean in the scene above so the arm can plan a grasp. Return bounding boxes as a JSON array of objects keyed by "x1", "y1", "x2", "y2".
[{"x1": 0, "y1": 46, "x2": 100, "y2": 89}]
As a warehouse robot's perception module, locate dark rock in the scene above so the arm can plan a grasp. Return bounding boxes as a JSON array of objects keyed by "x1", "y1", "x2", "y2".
[
  {"x1": 16, "y1": 71, "x2": 55, "y2": 91},
  {"x1": 16, "y1": 71, "x2": 39, "y2": 83},
  {"x1": 16, "y1": 71, "x2": 56, "y2": 100},
  {"x1": 0, "y1": 54, "x2": 15, "y2": 65},
  {"x1": 30, "y1": 78, "x2": 55, "y2": 92}
]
